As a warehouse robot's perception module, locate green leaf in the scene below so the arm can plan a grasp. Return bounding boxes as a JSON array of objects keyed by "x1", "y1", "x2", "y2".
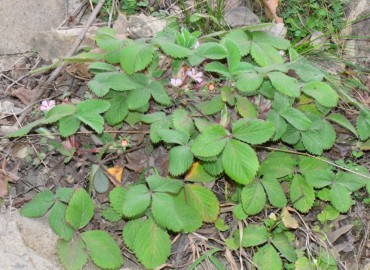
[
  {"x1": 259, "y1": 150, "x2": 295, "y2": 178},
  {"x1": 172, "y1": 108, "x2": 195, "y2": 136},
  {"x1": 253, "y1": 31, "x2": 291, "y2": 50},
  {"x1": 268, "y1": 72, "x2": 300, "y2": 97},
  {"x1": 317, "y1": 205, "x2": 339, "y2": 223},
  {"x1": 317, "y1": 120, "x2": 336, "y2": 150},
  {"x1": 185, "y1": 162, "x2": 217, "y2": 183},
  {"x1": 157, "y1": 129, "x2": 189, "y2": 145},
  {"x1": 20, "y1": 190, "x2": 54, "y2": 217},
  {"x1": 155, "y1": 38, "x2": 193, "y2": 58},
  {"x1": 357, "y1": 109, "x2": 370, "y2": 141},
  {"x1": 122, "y1": 218, "x2": 145, "y2": 251},
  {"x1": 330, "y1": 184, "x2": 352, "y2": 213},
  {"x1": 150, "y1": 81, "x2": 171, "y2": 106},
  {"x1": 222, "y1": 86, "x2": 235, "y2": 105},
  {"x1": 317, "y1": 188, "x2": 331, "y2": 201},
  {"x1": 149, "y1": 117, "x2": 171, "y2": 143},
  {"x1": 303, "y1": 81, "x2": 338, "y2": 107},
  {"x1": 121, "y1": 184, "x2": 150, "y2": 217},
  {"x1": 184, "y1": 184, "x2": 219, "y2": 222},
  {"x1": 109, "y1": 186, "x2": 126, "y2": 215},
  {"x1": 301, "y1": 130, "x2": 323, "y2": 155},
  {"x1": 251, "y1": 42, "x2": 284, "y2": 66},
  {"x1": 215, "y1": 218, "x2": 229, "y2": 231},
  {"x1": 236, "y1": 225, "x2": 269, "y2": 247},
  {"x1": 101, "y1": 207, "x2": 122, "y2": 222},
  {"x1": 95, "y1": 27, "x2": 123, "y2": 51},
  {"x1": 191, "y1": 125, "x2": 229, "y2": 158},
  {"x1": 59, "y1": 115, "x2": 80, "y2": 137},
  {"x1": 105, "y1": 93, "x2": 129, "y2": 125},
  {"x1": 223, "y1": 39, "x2": 241, "y2": 73},
  {"x1": 120, "y1": 42, "x2": 154, "y2": 74},
  {"x1": 267, "y1": 110, "x2": 287, "y2": 141},
  {"x1": 146, "y1": 175, "x2": 183, "y2": 194},
  {"x1": 55, "y1": 187, "x2": 74, "y2": 203},
  {"x1": 141, "y1": 112, "x2": 166, "y2": 123},
  {"x1": 326, "y1": 113, "x2": 358, "y2": 137},
  {"x1": 295, "y1": 256, "x2": 314, "y2": 270},
  {"x1": 288, "y1": 58, "x2": 324, "y2": 82},
  {"x1": 57, "y1": 238, "x2": 88, "y2": 270},
  {"x1": 66, "y1": 189, "x2": 94, "y2": 230},
  {"x1": 253, "y1": 244, "x2": 283, "y2": 270},
  {"x1": 202, "y1": 156, "x2": 224, "y2": 176},
  {"x1": 232, "y1": 119, "x2": 275, "y2": 145},
  {"x1": 236, "y1": 95, "x2": 257, "y2": 118},
  {"x1": 46, "y1": 104, "x2": 77, "y2": 122},
  {"x1": 133, "y1": 218, "x2": 171, "y2": 269},
  {"x1": 281, "y1": 124, "x2": 301, "y2": 144},
  {"x1": 49, "y1": 202, "x2": 74, "y2": 241},
  {"x1": 222, "y1": 139, "x2": 259, "y2": 185},
  {"x1": 195, "y1": 95, "x2": 225, "y2": 115},
  {"x1": 271, "y1": 233, "x2": 297, "y2": 263},
  {"x1": 152, "y1": 192, "x2": 202, "y2": 232},
  {"x1": 7, "y1": 118, "x2": 46, "y2": 137},
  {"x1": 236, "y1": 72, "x2": 264, "y2": 93},
  {"x1": 290, "y1": 175, "x2": 315, "y2": 213},
  {"x1": 233, "y1": 204, "x2": 248, "y2": 220},
  {"x1": 76, "y1": 100, "x2": 110, "y2": 133},
  {"x1": 205, "y1": 61, "x2": 230, "y2": 77},
  {"x1": 261, "y1": 176, "x2": 287, "y2": 208},
  {"x1": 223, "y1": 30, "x2": 251, "y2": 56},
  {"x1": 196, "y1": 42, "x2": 228, "y2": 59},
  {"x1": 169, "y1": 146, "x2": 194, "y2": 176},
  {"x1": 241, "y1": 181, "x2": 266, "y2": 215},
  {"x1": 93, "y1": 167, "x2": 109, "y2": 194},
  {"x1": 280, "y1": 107, "x2": 312, "y2": 131},
  {"x1": 88, "y1": 62, "x2": 117, "y2": 74},
  {"x1": 335, "y1": 169, "x2": 368, "y2": 191},
  {"x1": 88, "y1": 72, "x2": 136, "y2": 97},
  {"x1": 81, "y1": 230, "x2": 124, "y2": 269}
]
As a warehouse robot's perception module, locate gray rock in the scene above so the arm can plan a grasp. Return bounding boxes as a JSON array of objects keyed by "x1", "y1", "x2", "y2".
[
  {"x1": 113, "y1": 13, "x2": 129, "y2": 37},
  {"x1": 224, "y1": 6, "x2": 260, "y2": 28},
  {"x1": 128, "y1": 14, "x2": 167, "y2": 38}
]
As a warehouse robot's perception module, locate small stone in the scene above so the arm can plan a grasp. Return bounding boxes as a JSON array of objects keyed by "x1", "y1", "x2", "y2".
[
  {"x1": 310, "y1": 31, "x2": 327, "y2": 47},
  {"x1": 113, "y1": 13, "x2": 129, "y2": 37},
  {"x1": 128, "y1": 13, "x2": 167, "y2": 38},
  {"x1": 224, "y1": 6, "x2": 260, "y2": 27}
]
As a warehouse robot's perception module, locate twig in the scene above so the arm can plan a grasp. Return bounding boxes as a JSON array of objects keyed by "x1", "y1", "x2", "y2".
[
  {"x1": 57, "y1": 0, "x2": 89, "y2": 29},
  {"x1": 108, "y1": 0, "x2": 116, "y2": 28},
  {"x1": 12, "y1": 0, "x2": 106, "y2": 128}
]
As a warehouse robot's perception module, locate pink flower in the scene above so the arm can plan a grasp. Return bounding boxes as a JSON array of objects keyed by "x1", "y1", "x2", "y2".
[
  {"x1": 187, "y1": 68, "x2": 203, "y2": 83},
  {"x1": 170, "y1": 78, "x2": 183, "y2": 87},
  {"x1": 40, "y1": 100, "x2": 56, "y2": 111},
  {"x1": 193, "y1": 41, "x2": 200, "y2": 49}
]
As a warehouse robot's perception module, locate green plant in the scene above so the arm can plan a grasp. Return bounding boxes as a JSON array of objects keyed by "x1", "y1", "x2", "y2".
[{"x1": 12, "y1": 25, "x2": 370, "y2": 269}]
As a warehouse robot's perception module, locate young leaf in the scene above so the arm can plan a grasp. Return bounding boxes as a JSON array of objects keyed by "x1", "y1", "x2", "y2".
[
  {"x1": 146, "y1": 175, "x2": 183, "y2": 194},
  {"x1": 232, "y1": 119, "x2": 275, "y2": 145},
  {"x1": 157, "y1": 129, "x2": 189, "y2": 145},
  {"x1": 236, "y1": 72, "x2": 264, "y2": 93},
  {"x1": 105, "y1": 93, "x2": 129, "y2": 125},
  {"x1": 268, "y1": 72, "x2": 300, "y2": 97},
  {"x1": 172, "y1": 108, "x2": 195, "y2": 136},
  {"x1": 49, "y1": 202, "x2": 74, "y2": 241},
  {"x1": 253, "y1": 244, "x2": 283, "y2": 270},
  {"x1": 259, "y1": 150, "x2": 295, "y2": 178},
  {"x1": 152, "y1": 192, "x2": 202, "y2": 232},
  {"x1": 330, "y1": 184, "x2": 352, "y2": 213},
  {"x1": 184, "y1": 184, "x2": 219, "y2": 222},
  {"x1": 119, "y1": 41, "x2": 154, "y2": 74},
  {"x1": 109, "y1": 186, "x2": 126, "y2": 215},
  {"x1": 101, "y1": 207, "x2": 122, "y2": 222},
  {"x1": 150, "y1": 81, "x2": 172, "y2": 106},
  {"x1": 235, "y1": 225, "x2": 269, "y2": 247},
  {"x1": 121, "y1": 184, "x2": 150, "y2": 217},
  {"x1": 76, "y1": 100, "x2": 110, "y2": 133},
  {"x1": 280, "y1": 107, "x2": 312, "y2": 131},
  {"x1": 326, "y1": 113, "x2": 358, "y2": 137},
  {"x1": 357, "y1": 109, "x2": 370, "y2": 141},
  {"x1": 20, "y1": 190, "x2": 54, "y2": 218},
  {"x1": 222, "y1": 139, "x2": 259, "y2": 185},
  {"x1": 271, "y1": 233, "x2": 297, "y2": 263},
  {"x1": 290, "y1": 175, "x2": 315, "y2": 213},
  {"x1": 191, "y1": 125, "x2": 229, "y2": 158},
  {"x1": 241, "y1": 181, "x2": 266, "y2": 215},
  {"x1": 302, "y1": 81, "x2": 338, "y2": 108},
  {"x1": 122, "y1": 218, "x2": 145, "y2": 251},
  {"x1": 66, "y1": 189, "x2": 94, "y2": 230},
  {"x1": 317, "y1": 205, "x2": 339, "y2": 223},
  {"x1": 261, "y1": 176, "x2": 287, "y2": 208},
  {"x1": 169, "y1": 146, "x2": 194, "y2": 176},
  {"x1": 57, "y1": 238, "x2": 88, "y2": 270},
  {"x1": 81, "y1": 230, "x2": 124, "y2": 269},
  {"x1": 133, "y1": 218, "x2": 171, "y2": 269},
  {"x1": 251, "y1": 42, "x2": 284, "y2": 67}
]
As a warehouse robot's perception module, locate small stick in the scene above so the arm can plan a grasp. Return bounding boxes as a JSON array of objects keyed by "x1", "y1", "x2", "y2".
[{"x1": 12, "y1": 0, "x2": 106, "y2": 128}]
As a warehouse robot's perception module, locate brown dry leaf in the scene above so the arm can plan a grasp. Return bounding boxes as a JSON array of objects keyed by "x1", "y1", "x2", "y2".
[
  {"x1": 66, "y1": 63, "x2": 92, "y2": 80},
  {"x1": 281, "y1": 207, "x2": 299, "y2": 229},
  {"x1": 327, "y1": 224, "x2": 354, "y2": 244},
  {"x1": 107, "y1": 164, "x2": 124, "y2": 182},
  {"x1": 10, "y1": 86, "x2": 34, "y2": 105},
  {"x1": 263, "y1": 0, "x2": 284, "y2": 23},
  {"x1": 125, "y1": 149, "x2": 146, "y2": 173}
]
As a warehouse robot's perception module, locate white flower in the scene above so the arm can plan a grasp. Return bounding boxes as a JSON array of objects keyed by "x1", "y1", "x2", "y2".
[
  {"x1": 40, "y1": 100, "x2": 56, "y2": 112},
  {"x1": 193, "y1": 40, "x2": 200, "y2": 49},
  {"x1": 170, "y1": 78, "x2": 183, "y2": 87},
  {"x1": 187, "y1": 68, "x2": 203, "y2": 83}
]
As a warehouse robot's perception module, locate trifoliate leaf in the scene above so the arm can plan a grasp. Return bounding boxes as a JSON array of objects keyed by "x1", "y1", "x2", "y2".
[
  {"x1": 172, "y1": 108, "x2": 195, "y2": 136},
  {"x1": 280, "y1": 107, "x2": 312, "y2": 131},
  {"x1": 133, "y1": 218, "x2": 171, "y2": 269},
  {"x1": 157, "y1": 129, "x2": 189, "y2": 145},
  {"x1": 235, "y1": 225, "x2": 269, "y2": 247},
  {"x1": 168, "y1": 146, "x2": 194, "y2": 176},
  {"x1": 317, "y1": 205, "x2": 339, "y2": 223},
  {"x1": 268, "y1": 72, "x2": 300, "y2": 97},
  {"x1": 302, "y1": 81, "x2": 338, "y2": 107},
  {"x1": 301, "y1": 129, "x2": 323, "y2": 155},
  {"x1": 185, "y1": 162, "x2": 217, "y2": 183},
  {"x1": 232, "y1": 119, "x2": 275, "y2": 145},
  {"x1": 57, "y1": 238, "x2": 88, "y2": 270},
  {"x1": 101, "y1": 207, "x2": 122, "y2": 222},
  {"x1": 76, "y1": 100, "x2": 110, "y2": 133},
  {"x1": 120, "y1": 41, "x2": 154, "y2": 74},
  {"x1": 259, "y1": 150, "x2": 295, "y2": 178},
  {"x1": 236, "y1": 72, "x2": 264, "y2": 93},
  {"x1": 253, "y1": 244, "x2": 283, "y2": 270},
  {"x1": 146, "y1": 175, "x2": 183, "y2": 194},
  {"x1": 251, "y1": 42, "x2": 284, "y2": 67},
  {"x1": 49, "y1": 202, "x2": 74, "y2": 241},
  {"x1": 330, "y1": 184, "x2": 352, "y2": 213},
  {"x1": 261, "y1": 176, "x2": 287, "y2": 208},
  {"x1": 184, "y1": 184, "x2": 219, "y2": 222},
  {"x1": 20, "y1": 190, "x2": 54, "y2": 218},
  {"x1": 66, "y1": 189, "x2": 94, "y2": 230},
  {"x1": 241, "y1": 181, "x2": 266, "y2": 215},
  {"x1": 121, "y1": 184, "x2": 150, "y2": 217},
  {"x1": 326, "y1": 113, "x2": 357, "y2": 137},
  {"x1": 122, "y1": 218, "x2": 145, "y2": 251},
  {"x1": 81, "y1": 230, "x2": 124, "y2": 269},
  {"x1": 109, "y1": 186, "x2": 126, "y2": 215},
  {"x1": 191, "y1": 125, "x2": 229, "y2": 158},
  {"x1": 271, "y1": 233, "x2": 297, "y2": 263},
  {"x1": 105, "y1": 93, "x2": 129, "y2": 125},
  {"x1": 290, "y1": 175, "x2": 315, "y2": 213},
  {"x1": 222, "y1": 139, "x2": 259, "y2": 185},
  {"x1": 357, "y1": 109, "x2": 370, "y2": 141},
  {"x1": 235, "y1": 96, "x2": 257, "y2": 118}
]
